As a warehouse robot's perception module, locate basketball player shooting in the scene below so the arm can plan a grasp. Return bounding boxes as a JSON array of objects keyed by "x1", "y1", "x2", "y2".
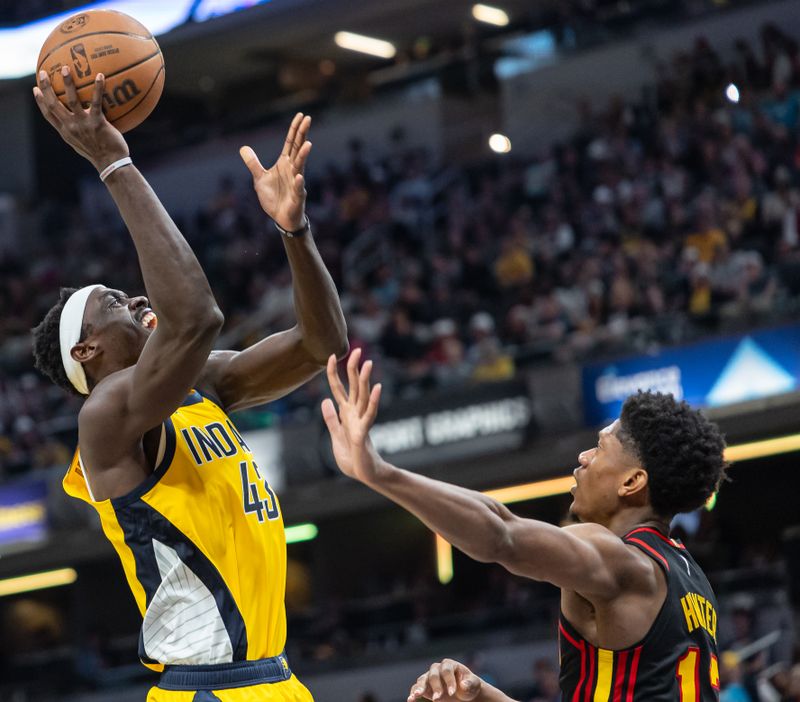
[
  {"x1": 31, "y1": 66, "x2": 346, "y2": 701},
  {"x1": 322, "y1": 350, "x2": 727, "y2": 702}
]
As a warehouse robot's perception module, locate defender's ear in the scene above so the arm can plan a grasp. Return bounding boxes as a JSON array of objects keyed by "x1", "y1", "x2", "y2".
[{"x1": 619, "y1": 468, "x2": 648, "y2": 499}]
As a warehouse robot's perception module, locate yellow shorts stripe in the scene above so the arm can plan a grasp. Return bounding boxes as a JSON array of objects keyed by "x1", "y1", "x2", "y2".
[{"x1": 593, "y1": 647, "x2": 614, "y2": 702}]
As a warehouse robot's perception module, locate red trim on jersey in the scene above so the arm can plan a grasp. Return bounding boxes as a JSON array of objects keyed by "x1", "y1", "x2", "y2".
[
  {"x1": 576, "y1": 643, "x2": 587, "y2": 702},
  {"x1": 584, "y1": 644, "x2": 596, "y2": 702},
  {"x1": 612, "y1": 650, "x2": 629, "y2": 702},
  {"x1": 560, "y1": 620, "x2": 582, "y2": 649},
  {"x1": 625, "y1": 527, "x2": 686, "y2": 549},
  {"x1": 626, "y1": 537, "x2": 671, "y2": 571},
  {"x1": 560, "y1": 621, "x2": 587, "y2": 702},
  {"x1": 625, "y1": 647, "x2": 642, "y2": 702}
]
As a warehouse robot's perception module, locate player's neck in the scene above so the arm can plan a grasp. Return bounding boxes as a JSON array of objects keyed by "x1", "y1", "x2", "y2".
[
  {"x1": 85, "y1": 354, "x2": 135, "y2": 387},
  {"x1": 605, "y1": 508, "x2": 671, "y2": 539}
]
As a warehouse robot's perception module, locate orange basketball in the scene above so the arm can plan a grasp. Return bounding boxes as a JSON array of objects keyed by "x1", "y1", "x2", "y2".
[{"x1": 36, "y1": 9, "x2": 165, "y2": 134}]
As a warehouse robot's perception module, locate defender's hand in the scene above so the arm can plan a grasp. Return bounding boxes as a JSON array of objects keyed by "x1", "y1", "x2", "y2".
[
  {"x1": 239, "y1": 112, "x2": 311, "y2": 232},
  {"x1": 409, "y1": 659, "x2": 483, "y2": 701},
  {"x1": 33, "y1": 68, "x2": 129, "y2": 172},
  {"x1": 321, "y1": 348, "x2": 385, "y2": 484}
]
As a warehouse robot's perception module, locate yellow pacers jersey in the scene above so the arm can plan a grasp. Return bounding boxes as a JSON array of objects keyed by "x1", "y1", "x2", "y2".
[{"x1": 64, "y1": 390, "x2": 290, "y2": 672}]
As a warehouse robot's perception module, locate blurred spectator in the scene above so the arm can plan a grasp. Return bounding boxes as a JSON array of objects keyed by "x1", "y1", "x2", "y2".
[
  {"x1": 720, "y1": 651, "x2": 753, "y2": 702},
  {"x1": 467, "y1": 312, "x2": 515, "y2": 382}
]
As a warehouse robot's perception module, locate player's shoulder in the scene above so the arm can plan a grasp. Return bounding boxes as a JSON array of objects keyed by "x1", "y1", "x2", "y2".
[
  {"x1": 196, "y1": 349, "x2": 238, "y2": 406},
  {"x1": 562, "y1": 521, "x2": 620, "y2": 545},
  {"x1": 199, "y1": 349, "x2": 236, "y2": 380},
  {"x1": 206, "y1": 349, "x2": 237, "y2": 363},
  {"x1": 77, "y1": 368, "x2": 143, "y2": 470},
  {"x1": 563, "y1": 523, "x2": 661, "y2": 586}
]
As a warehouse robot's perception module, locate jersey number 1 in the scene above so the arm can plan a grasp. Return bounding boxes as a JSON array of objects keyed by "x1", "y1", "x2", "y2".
[
  {"x1": 676, "y1": 647, "x2": 719, "y2": 701},
  {"x1": 239, "y1": 460, "x2": 279, "y2": 522}
]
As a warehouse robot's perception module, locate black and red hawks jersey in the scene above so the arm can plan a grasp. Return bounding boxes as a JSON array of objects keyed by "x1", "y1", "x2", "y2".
[{"x1": 558, "y1": 527, "x2": 720, "y2": 702}]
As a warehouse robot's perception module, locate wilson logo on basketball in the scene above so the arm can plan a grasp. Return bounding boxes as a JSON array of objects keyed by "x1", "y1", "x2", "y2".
[
  {"x1": 60, "y1": 14, "x2": 88, "y2": 33},
  {"x1": 81, "y1": 79, "x2": 143, "y2": 112},
  {"x1": 106, "y1": 79, "x2": 142, "y2": 107}
]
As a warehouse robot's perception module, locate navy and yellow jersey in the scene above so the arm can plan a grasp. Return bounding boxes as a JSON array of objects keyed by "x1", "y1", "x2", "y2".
[
  {"x1": 64, "y1": 389, "x2": 290, "y2": 672},
  {"x1": 559, "y1": 527, "x2": 720, "y2": 702}
]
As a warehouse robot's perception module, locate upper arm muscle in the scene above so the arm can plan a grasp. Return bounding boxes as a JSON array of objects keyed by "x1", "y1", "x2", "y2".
[
  {"x1": 500, "y1": 520, "x2": 650, "y2": 599},
  {"x1": 126, "y1": 321, "x2": 221, "y2": 432},
  {"x1": 205, "y1": 328, "x2": 325, "y2": 412}
]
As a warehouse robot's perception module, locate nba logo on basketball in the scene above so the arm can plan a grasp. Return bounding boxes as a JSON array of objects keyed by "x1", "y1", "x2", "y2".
[{"x1": 69, "y1": 43, "x2": 91, "y2": 78}]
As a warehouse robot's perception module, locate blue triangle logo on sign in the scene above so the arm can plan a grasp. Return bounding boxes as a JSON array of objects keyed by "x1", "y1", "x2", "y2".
[{"x1": 706, "y1": 337, "x2": 796, "y2": 407}]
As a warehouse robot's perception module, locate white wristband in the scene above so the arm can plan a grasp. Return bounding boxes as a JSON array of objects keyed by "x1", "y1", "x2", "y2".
[{"x1": 99, "y1": 156, "x2": 133, "y2": 182}]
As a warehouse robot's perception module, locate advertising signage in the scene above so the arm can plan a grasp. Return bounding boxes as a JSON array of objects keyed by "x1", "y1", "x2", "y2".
[
  {"x1": 363, "y1": 380, "x2": 534, "y2": 469},
  {"x1": 0, "y1": 479, "x2": 48, "y2": 548},
  {"x1": 582, "y1": 324, "x2": 800, "y2": 426}
]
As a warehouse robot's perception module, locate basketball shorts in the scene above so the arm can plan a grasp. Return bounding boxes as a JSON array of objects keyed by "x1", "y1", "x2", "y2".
[{"x1": 146, "y1": 653, "x2": 313, "y2": 702}]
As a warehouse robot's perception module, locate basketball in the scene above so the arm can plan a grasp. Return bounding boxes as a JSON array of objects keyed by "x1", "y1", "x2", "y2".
[{"x1": 36, "y1": 9, "x2": 164, "y2": 133}]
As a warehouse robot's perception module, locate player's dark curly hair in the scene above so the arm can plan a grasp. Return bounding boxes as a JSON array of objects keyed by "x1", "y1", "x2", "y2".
[
  {"x1": 618, "y1": 391, "x2": 727, "y2": 517},
  {"x1": 31, "y1": 287, "x2": 83, "y2": 397}
]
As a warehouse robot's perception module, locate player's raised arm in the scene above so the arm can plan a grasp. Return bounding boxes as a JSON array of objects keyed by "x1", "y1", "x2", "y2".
[
  {"x1": 33, "y1": 69, "x2": 223, "y2": 446},
  {"x1": 321, "y1": 350, "x2": 655, "y2": 601},
  {"x1": 202, "y1": 113, "x2": 348, "y2": 412}
]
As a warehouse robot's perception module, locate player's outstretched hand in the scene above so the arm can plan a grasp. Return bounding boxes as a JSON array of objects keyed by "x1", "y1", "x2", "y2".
[
  {"x1": 321, "y1": 348, "x2": 385, "y2": 485},
  {"x1": 33, "y1": 67, "x2": 129, "y2": 172},
  {"x1": 408, "y1": 659, "x2": 483, "y2": 702},
  {"x1": 239, "y1": 112, "x2": 311, "y2": 233}
]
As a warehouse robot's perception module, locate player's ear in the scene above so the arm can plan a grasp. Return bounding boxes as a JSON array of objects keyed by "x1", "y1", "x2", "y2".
[
  {"x1": 71, "y1": 340, "x2": 99, "y2": 364},
  {"x1": 619, "y1": 468, "x2": 648, "y2": 499}
]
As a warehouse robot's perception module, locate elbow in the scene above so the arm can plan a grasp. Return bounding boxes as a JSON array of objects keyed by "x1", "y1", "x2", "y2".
[
  {"x1": 195, "y1": 304, "x2": 225, "y2": 334},
  {"x1": 206, "y1": 305, "x2": 225, "y2": 331},
  {"x1": 181, "y1": 305, "x2": 224, "y2": 342},
  {"x1": 492, "y1": 526, "x2": 518, "y2": 568},
  {"x1": 323, "y1": 318, "x2": 350, "y2": 362},
  {"x1": 303, "y1": 329, "x2": 349, "y2": 366},
  {"x1": 332, "y1": 334, "x2": 350, "y2": 361},
  {"x1": 473, "y1": 511, "x2": 516, "y2": 565}
]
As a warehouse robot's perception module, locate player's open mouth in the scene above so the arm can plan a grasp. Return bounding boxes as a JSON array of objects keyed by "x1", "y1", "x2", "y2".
[{"x1": 140, "y1": 310, "x2": 157, "y2": 329}]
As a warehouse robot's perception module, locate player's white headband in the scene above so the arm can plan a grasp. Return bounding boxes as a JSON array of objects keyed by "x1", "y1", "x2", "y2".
[{"x1": 59, "y1": 284, "x2": 104, "y2": 395}]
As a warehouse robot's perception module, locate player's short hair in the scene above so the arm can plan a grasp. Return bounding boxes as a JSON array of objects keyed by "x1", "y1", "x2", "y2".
[
  {"x1": 32, "y1": 287, "x2": 83, "y2": 397},
  {"x1": 618, "y1": 391, "x2": 727, "y2": 516}
]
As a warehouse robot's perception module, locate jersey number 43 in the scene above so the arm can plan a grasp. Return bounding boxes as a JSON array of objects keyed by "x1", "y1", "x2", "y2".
[{"x1": 239, "y1": 459, "x2": 280, "y2": 522}]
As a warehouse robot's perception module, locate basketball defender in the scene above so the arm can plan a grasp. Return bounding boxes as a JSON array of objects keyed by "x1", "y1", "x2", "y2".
[
  {"x1": 322, "y1": 350, "x2": 726, "y2": 702},
  {"x1": 32, "y1": 67, "x2": 347, "y2": 701}
]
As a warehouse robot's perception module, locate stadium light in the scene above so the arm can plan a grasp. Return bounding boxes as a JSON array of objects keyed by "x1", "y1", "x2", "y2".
[
  {"x1": 723, "y1": 433, "x2": 800, "y2": 461},
  {"x1": 334, "y1": 31, "x2": 396, "y2": 59},
  {"x1": 489, "y1": 133, "x2": 512, "y2": 153},
  {"x1": 435, "y1": 432, "x2": 800, "y2": 583},
  {"x1": 0, "y1": 567, "x2": 77, "y2": 597},
  {"x1": 472, "y1": 4, "x2": 510, "y2": 26},
  {"x1": 285, "y1": 522, "x2": 318, "y2": 544}
]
